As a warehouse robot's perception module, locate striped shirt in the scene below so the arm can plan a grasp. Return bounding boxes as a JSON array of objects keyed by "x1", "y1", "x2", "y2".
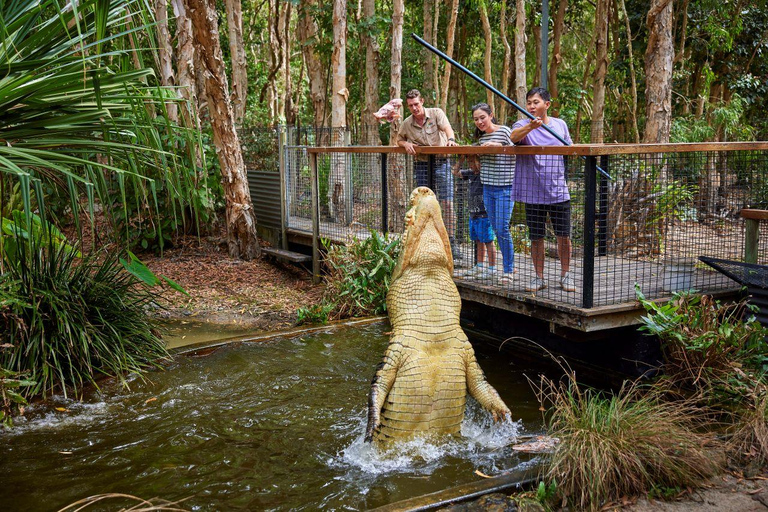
[{"x1": 477, "y1": 125, "x2": 515, "y2": 187}]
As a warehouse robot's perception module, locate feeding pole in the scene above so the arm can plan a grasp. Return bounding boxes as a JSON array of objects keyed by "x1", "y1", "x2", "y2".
[{"x1": 412, "y1": 33, "x2": 611, "y2": 179}]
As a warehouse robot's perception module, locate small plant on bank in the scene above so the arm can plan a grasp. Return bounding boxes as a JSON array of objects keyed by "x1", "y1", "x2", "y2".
[
  {"x1": 296, "y1": 303, "x2": 335, "y2": 326},
  {"x1": 314, "y1": 231, "x2": 401, "y2": 321},
  {"x1": 534, "y1": 370, "x2": 720, "y2": 511},
  {"x1": 0, "y1": 230, "x2": 171, "y2": 402},
  {"x1": 0, "y1": 367, "x2": 35, "y2": 427}
]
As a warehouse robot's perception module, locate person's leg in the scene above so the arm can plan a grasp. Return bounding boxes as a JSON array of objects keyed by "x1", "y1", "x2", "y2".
[
  {"x1": 525, "y1": 203, "x2": 547, "y2": 291},
  {"x1": 477, "y1": 240, "x2": 485, "y2": 264},
  {"x1": 531, "y1": 239, "x2": 545, "y2": 278},
  {"x1": 484, "y1": 242, "x2": 496, "y2": 267},
  {"x1": 484, "y1": 186, "x2": 514, "y2": 274},
  {"x1": 550, "y1": 201, "x2": 572, "y2": 277},
  {"x1": 557, "y1": 236, "x2": 572, "y2": 276}
]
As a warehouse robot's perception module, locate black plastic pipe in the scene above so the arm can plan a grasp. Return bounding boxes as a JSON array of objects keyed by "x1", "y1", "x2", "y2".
[{"x1": 411, "y1": 33, "x2": 612, "y2": 181}]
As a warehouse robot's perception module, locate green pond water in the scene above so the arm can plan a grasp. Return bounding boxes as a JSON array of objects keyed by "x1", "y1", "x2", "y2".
[{"x1": 0, "y1": 322, "x2": 545, "y2": 511}]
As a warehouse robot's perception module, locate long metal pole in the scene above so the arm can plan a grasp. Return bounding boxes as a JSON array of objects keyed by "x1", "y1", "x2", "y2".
[
  {"x1": 541, "y1": 0, "x2": 549, "y2": 89},
  {"x1": 411, "y1": 33, "x2": 612, "y2": 180}
]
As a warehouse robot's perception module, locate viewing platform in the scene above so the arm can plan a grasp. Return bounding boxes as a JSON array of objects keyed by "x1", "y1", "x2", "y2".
[{"x1": 248, "y1": 140, "x2": 768, "y2": 337}]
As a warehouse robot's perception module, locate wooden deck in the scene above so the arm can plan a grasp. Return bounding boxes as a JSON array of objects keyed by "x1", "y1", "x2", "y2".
[{"x1": 286, "y1": 219, "x2": 739, "y2": 334}]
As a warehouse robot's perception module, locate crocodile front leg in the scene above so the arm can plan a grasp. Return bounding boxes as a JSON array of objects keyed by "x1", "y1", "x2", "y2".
[
  {"x1": 365, "y1": 335, "x2": 404, "y2": 442},
  {"x1": 465, "y1": 346, "x2": 511, "y2": 422}
]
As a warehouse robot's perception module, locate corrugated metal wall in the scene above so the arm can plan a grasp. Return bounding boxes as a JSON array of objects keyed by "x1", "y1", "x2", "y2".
[{"x1": 247, "y1": 169, "x2": 282, "y2": 239}]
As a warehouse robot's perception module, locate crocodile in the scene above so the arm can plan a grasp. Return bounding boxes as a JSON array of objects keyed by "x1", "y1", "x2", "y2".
[{"x1": 365, "y1": 187, "x2": 511, "y2": 444}]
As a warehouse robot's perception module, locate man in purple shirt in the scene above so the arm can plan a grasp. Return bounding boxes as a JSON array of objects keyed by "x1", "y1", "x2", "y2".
[{"x1": 510, "y1": 87, "x2": 575, "y2": 293}]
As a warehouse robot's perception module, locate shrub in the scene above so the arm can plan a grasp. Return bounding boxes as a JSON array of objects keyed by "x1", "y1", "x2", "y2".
[
  {"x1": 0, "y1": 234, "x2": 170, "y2": 400},
  {"x1": 637, "y1": 288, "x2": 768, "y2": 395},
  {"x1": 534, "y1": 371, "x2": 720, "y2": 511},
  {"x1": 314, "y1": 230, "x2": 401, "y2": 321}
]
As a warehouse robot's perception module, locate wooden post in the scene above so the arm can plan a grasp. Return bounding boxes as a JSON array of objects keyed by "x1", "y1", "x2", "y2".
[
  {"x1": 278, "y1": 126, "x2": 288, "y2": 250},
  {"x1": 310, "y1": 151, "x2": 321, "y2": 283},
  {"x1": 381, "y1": 152, "x2": 389, "y2": 233},
  {"x1": 741, "y1": 209, "x2": 768, "y2": 264}
]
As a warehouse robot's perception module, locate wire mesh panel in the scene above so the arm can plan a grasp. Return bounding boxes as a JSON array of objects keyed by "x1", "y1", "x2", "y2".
[{"x1": 290, "y1": 144, "x2": 768, "y2": 311}]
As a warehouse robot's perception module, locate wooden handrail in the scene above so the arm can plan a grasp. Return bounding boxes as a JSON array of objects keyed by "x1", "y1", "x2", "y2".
[{"x1": 305, "y1": 141, "x2": 768, "y2": 156}]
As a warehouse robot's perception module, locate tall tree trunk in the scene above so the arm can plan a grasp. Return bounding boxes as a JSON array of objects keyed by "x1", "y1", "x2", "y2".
[
  {"x1": 225, "y1": 0, "x2": 247, "y2": 123},
  {"x1": 282, "y1": 2, "x2": 296, "y2": 124},
  {"x1": 423, "y1": 0, "x2": 435, "y2": 99},
  {"x1": 547, "y1": 0, "x2": 567, "y2": 115},
  {"x1": 591, "y1": 0, "x2": 610, "y2": 143},
  {"x1": 574, "y1": 39, "x2": 594, "y2": 143},
  {"x1": 154, "y1": 0, "x2": 178, "y2": 123},
  {"x1": 389, "y1": 0, "x2": 405, "y2": 231},
  {"x1": 643, "y1": 0, "x2": 674, "y2": 143},
  {"x1": 479, "y1": 0, "x2": 495, "y2": 112},
  {"x1": 362, "y1": 0, "x2": 381, "y2": 144},
  {"x1": 439, "y1": 0, "x2": 459, "y2": 111},
  {"x1": 261, "y1": 0, "x2": 283, "y2": 122},
  {"x1": 185, "y1": 0, "x2": 260, "y2": 260},
  {"x1": 532, "y1": 24, "x2": 541, "y2": 87},
  {"x1": 432, "y1": 0, "x2": 440, "y2": 97},
  {"x1": 299, "y1": 0, "x2": 328, "y2": 133},
  {"x1": 329, "y1": 0, "x2": 347, "y2": 221},
  {"x1": 171, "y1": 0, "x2": 197, "y2": 127},
  {"x1": 618, "y1": 0, "x2": 640, "y2": 142},
  {"x1": 499, "y1": 0, "x2": 512, "y2": 123},
  {"x1": 514, "y1": 0, "x2": 527, "y2": 117},
  {"x1": 389, "y1": 0, "x2": 404, "y2": 146}
]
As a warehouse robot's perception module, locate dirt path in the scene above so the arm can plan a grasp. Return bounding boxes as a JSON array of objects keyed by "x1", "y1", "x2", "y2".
[{"x1": 140, "y1": 236, "x2": 324, "y2": 332}]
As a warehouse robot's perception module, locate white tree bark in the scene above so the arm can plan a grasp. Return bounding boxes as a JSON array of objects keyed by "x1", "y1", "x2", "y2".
[
  {"x1": 439, "y1": 0, "x2": 459, "y2": 111},
  {"x1": 329, "y1": 0, "x2": 348, "y2": 221},
  {"x1": 225, "y1": 0, "x2": 247, "y2": 123},
  {"x1": 479, "y1": 0, "x2": 495, "y2": 113},
  {"x1": 185, "y1": 0, "x2": 260, "y2": 259},
  {"x1": 514, "y1": 0, "x2": 527, "y2": 116},
  {"x1": 153, "y1": 0, "x2": 178, "y2": 123},
  {"x1": 362, "y1": 0, "x2": 380, "y2": 144}
]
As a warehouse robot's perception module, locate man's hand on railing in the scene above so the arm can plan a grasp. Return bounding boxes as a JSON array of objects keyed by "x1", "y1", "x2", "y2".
[{"x1": 401, "y1": 141, "x2": 418, "y2": 155}]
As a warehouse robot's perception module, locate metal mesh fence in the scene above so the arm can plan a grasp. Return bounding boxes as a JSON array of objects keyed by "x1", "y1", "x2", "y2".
[{"x1": 285, "y1": 145, "x2": 768, "y2": 309}]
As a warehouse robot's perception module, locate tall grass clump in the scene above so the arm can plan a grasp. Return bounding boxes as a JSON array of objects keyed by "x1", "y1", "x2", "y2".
[
  {"x1": 297, "y1": 231, "x2": 400, "y2": 324},
  {"x1": 0, "y1": 231, "x2": 169, "y2": 401},
  {"x1": 535, "y1": 371, "x2": 720, "y2": 511}
]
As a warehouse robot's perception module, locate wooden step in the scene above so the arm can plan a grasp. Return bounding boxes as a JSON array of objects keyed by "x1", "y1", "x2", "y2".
[{"x1": 262, "y1": 247, "x2": 312, "y2": 263}]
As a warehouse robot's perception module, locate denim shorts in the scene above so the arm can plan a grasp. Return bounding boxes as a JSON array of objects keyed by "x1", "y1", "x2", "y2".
[
  {"x1": 470, "y1": 216, "x2": 495, "y2": 243},
  {"x1": 414, "y1": 158, "x2": 454, "y2": 200}
]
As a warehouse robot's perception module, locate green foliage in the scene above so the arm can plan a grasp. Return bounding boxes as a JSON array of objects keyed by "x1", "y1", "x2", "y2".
[
  {"x1": 534, "y1": 371, "x2": 720, "y2": 511},
  {"x1": 637, "y1": 288, "x2": 768, "y2": 391},
  {"x1": 0, "y1": 0, "x2": 212, "y2": 251},
  {"x1": 319, "y1": 231, "x2": 401, "y2": 320},
  {"x1": 296, "y1": 303, "x2": 335, "y2": 326},
  {"x1": 0, "y1": 232, "x2": 170, "y2": 401},
  {"x1": 0, "y1": 367, "x2": 35, "y2": 428}
]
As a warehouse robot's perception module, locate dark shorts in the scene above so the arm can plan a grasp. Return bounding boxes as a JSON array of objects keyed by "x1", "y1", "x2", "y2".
[
  {"x1": 414, "y1": 158, "x2": 454, "y2": 200},
  {"x1": 525, "y1": 201, "x2": 571, "y2": 240},
  {"x1": 470, "y1": 216, "x2": 495, "y2": 243}
]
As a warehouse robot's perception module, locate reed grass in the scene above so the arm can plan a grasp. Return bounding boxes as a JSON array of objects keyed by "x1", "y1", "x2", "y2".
[{"x1": 535, "y1": 372, "x2": 720, "y2": 510}]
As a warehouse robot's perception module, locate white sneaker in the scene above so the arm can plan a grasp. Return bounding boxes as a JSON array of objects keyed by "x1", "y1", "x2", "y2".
[
  {"x1": 560, "y1": 272, "x2": 576, "y2": 292},
  {"x1": 526, "y1": 276, "x2": 547, "y2": 292}
]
